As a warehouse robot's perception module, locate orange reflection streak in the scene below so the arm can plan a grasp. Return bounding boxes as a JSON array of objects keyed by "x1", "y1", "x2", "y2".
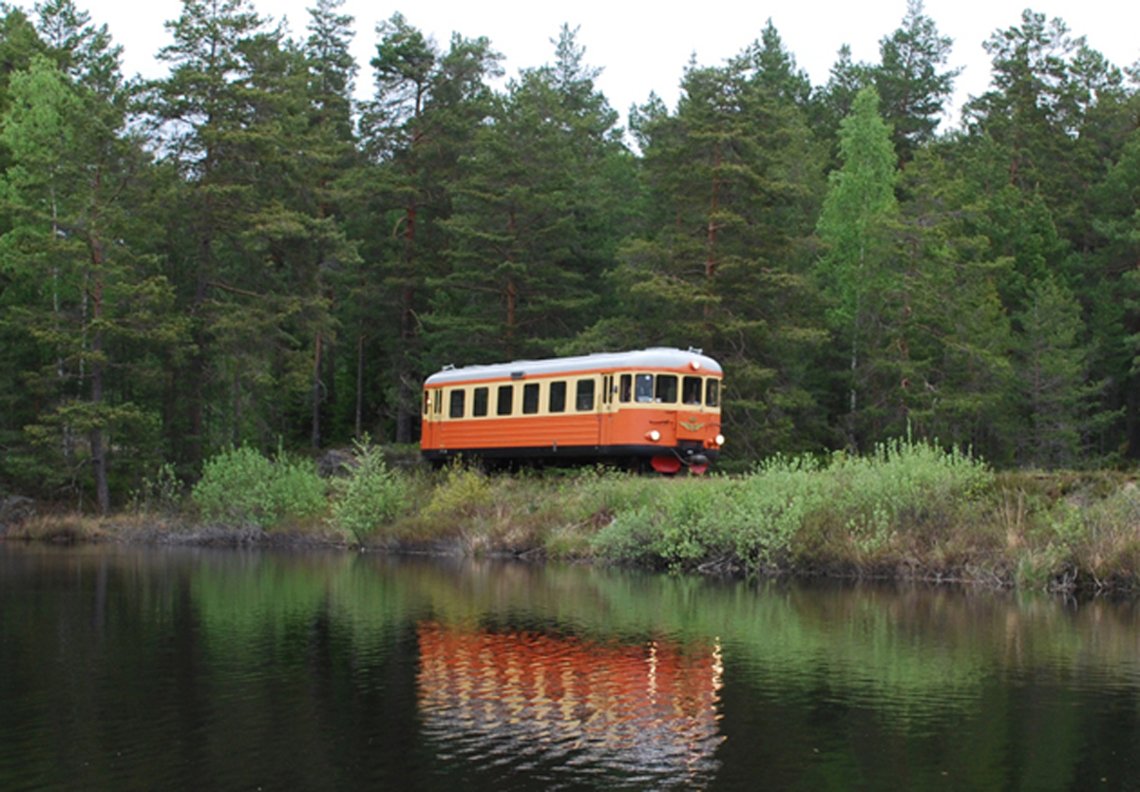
[{"x1": 417, "y1": 622, "x2": 724, "y2": 780}]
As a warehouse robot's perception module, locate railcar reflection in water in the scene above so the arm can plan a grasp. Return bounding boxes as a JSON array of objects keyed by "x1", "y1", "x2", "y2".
[{"x1": 416, "y1": 623, "x2": 724, "y2": 785}]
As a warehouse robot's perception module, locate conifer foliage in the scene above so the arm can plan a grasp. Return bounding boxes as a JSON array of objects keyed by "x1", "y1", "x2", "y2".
[{"x1": 1, "y1": 1, "x2": 1138, "y2": 507}]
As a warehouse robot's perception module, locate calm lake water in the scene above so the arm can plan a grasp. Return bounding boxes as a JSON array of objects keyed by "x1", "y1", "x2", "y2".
[{"x1": 2, "y1": 543, "x2": 1139, "y2": 791}]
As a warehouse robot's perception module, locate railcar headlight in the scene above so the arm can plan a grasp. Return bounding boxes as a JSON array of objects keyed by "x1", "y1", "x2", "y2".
[
  {"x1": 715, "y1": 434, "x2": 725, "y2": 447},
  {"x1": 646, "y1": 430, "x2": 661, "y2": 442}
]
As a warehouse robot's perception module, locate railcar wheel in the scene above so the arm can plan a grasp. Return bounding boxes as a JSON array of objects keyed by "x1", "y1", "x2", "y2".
[{"x1": 650, "y1": 455, "x2": 682, "y2": 475}]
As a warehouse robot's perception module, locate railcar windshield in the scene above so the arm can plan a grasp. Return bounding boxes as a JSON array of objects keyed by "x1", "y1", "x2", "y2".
[
  {"x1": 655, "y1": 375, "x2": 678, "y2": 403},
  {"x1": 682, "y1": 376, "x2": 702, "y2": 405},
  {"x1": 631, "y1": 372, "x2": 721, "y2": 405},
  {"x1": 706, "y1": 379, "x2": 720, "y2": 407},
  {"x1": 635, "y1": 374, "x2": 653, "y2": 402}
]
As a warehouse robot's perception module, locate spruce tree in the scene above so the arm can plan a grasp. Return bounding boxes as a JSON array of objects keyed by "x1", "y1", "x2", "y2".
[
  {"x1": 301, "y1": 0, "x2": 360, "y2": 446},
  {"x1": 1017, "y1": 276, "x2": 1109, "y2": 467},
  {"x1": 894, "y1": 147, "x2": 1020, "y2": 461}
]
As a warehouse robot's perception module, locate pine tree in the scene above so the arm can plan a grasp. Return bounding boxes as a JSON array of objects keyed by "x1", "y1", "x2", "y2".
[
  {"x1": 736, "y1": 19, "x2": 812, "y2": 108},
  {"x1": 427, "y1": 25, "x2": 626, "y2": 367},
  {"x1": 963, "y1": 11, "x2": 1083, "y2": 217},
  {"x1": 589, "y1": 31, "x2": 829, "y2": 457},
  {"x1": 809, "y1": 45, "x2": 872, "y2": 167},
  {"x1": 147, "y1": 0, "x2": 344, "y2": 457},
  {"x1": 144, "y1": 0, "x2": 272, "y2": 461},
  {"x1": 873, "y1": 0, "x2": 960, "y2": 164},
  {"x1": 358, "y1": 13, "x2": 500, "y2": 441},
  {"x1": 0, "y1": 8, "x2": 184, "y2": 510},
  {"x1": 300, "y1": 0, "x2": 360, "y2": 447}
]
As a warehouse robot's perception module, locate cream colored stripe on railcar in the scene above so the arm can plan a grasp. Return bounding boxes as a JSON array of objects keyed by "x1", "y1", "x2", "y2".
[{"x1": 428, "y1": 373, "x2": 722, "y2": 422}]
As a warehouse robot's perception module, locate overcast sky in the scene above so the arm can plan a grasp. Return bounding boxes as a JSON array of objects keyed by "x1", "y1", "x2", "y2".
[{"x1": 83, "y1": 0, "x2": 1138, "y2": 129}]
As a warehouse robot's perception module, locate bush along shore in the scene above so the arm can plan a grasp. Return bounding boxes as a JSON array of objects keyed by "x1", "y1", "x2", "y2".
[{"x1": 2, "y1": 439, "x2": 1139, "y2": 594}]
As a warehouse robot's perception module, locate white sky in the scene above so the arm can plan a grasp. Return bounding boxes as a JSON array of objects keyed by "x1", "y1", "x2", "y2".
[{"x1": 80, "y1": 0, "x2": 1139, "y2": 130}]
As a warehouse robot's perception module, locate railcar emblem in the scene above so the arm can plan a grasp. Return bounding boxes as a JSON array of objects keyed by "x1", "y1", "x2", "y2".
[{"x1": 679, "y1": 417, "x2": 704, "y2": 432}]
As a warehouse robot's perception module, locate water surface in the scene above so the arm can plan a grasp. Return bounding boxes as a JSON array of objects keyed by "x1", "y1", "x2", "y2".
[{"x1": 2, "y1": 543, "x2": 1138, "y2": 790}]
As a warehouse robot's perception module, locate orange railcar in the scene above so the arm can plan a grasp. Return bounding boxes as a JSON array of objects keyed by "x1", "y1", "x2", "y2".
[{"x1": 421, "y1": 347, "x2": 724, "y2": 473}]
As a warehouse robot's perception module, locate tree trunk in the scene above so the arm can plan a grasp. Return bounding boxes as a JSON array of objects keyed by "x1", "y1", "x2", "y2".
[
  {"x1": 355, "y1": 332, "x2": 365, "y2": 439},
  {"x1": 187, "y1": 234, "x2": 211, "y2": 468},
  {"x1": 395, "y1": 197, "x2": 418, "y2": 445},
  {"x1": 505, "y1": 277, "x2": 517, "y2": 360},
  {"x1": 396, "y1": 283, "x2": 416, "y2": 444},
  {"x1": 311, "y1": 331, "x2": 323, "y2": 449},
  {"x1": 88, "y1": 233, "x2": 110, "y2": 515}
]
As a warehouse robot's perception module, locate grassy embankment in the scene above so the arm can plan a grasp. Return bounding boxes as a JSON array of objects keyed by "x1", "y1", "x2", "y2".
[{"x1": 4, "y1": 439, "x2": 1139, "y2": 593}]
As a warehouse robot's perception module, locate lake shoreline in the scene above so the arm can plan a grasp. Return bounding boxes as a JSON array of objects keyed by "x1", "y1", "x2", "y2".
[
  {"x1": 3, "y1": 440, "x2": 1138, "y2": 595},
  {"x1": 1, "y1": 488, "x2": 1134, "y2": 597}
]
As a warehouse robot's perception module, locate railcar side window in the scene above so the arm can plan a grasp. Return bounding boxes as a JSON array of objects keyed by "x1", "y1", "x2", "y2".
[
  {"x1": 575, "y1": 379, "x2": 595, "y2": 411},
  {"x1": 635, "y1": 374, "x2": 653, "y2": 402},
  {"x1": 449, "y1": 389, "x2": 465, "y2": 418},
  {"x1": 473, "y1": 387, "x2": 489, "y2": 417},
  {"x1": 655, "y1": 375, "x2": 678, "y2": 403},
  {"x1": 706, "y1": 379, "x2": 720, "y2": 408},
  {"x1": 682, "y1": 376, "x2": 702, "y2": 405},
  {"x1": 523, "y1": 383, "x2": 540, "y2": 414},
  {"x1": 549, "y1": 381, "x2": 567, "y2": 413},
  {"x1": 619, "y1": 374, "x2": 632, "y2": 402},
  {"x1": 497, "y1": 385, "x2": 513, "y2": 416}
]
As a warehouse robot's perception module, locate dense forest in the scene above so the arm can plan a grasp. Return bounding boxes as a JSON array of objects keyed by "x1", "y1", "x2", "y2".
[{"x1": 0, "y1": 0, "x2": 1137, "y2": 511}]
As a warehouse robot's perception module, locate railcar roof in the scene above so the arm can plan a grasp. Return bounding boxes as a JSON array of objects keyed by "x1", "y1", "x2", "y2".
[{"x1": 424, "y1": 347, "x2": 723, "y2": 386}]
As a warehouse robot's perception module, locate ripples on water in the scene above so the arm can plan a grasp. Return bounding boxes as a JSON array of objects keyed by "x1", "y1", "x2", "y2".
[
  {"x1": 416, "y1": 622, "x2": 724, "y2": 788},
  {"x1": 2, "y1": 546, "x2": 1140, "y2": 790}
]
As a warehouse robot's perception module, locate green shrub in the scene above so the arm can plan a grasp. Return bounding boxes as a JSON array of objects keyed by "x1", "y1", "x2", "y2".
[
  {"x1": 730, "y1": 455, "x2": 825, "y2": 570},
  {"x1": 191, "y1": 446, "x2": 326, "y2": 528},
  {"x1": 591, "y1": 503, "x2": 659, "y2": 562},
  {"x1": 422, "y1": 463, "x2": 494, "y2": 522},
  {"x1": 791, "y1": 439, "x2": 992, "y2": 563},
  {"x1": 591, "y1": 478, "x2": 734, "y2": 570},
  {"x1": 329, "y1": 440, "x2": 408, "y2": 543},
  {"x1": 592, "y1": 437, "x2": 995, "y2": 575}
]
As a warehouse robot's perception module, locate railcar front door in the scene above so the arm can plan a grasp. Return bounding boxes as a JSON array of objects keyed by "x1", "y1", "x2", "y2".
[{"x1": 599, "y1": 373, "x2": 617, "y2": 449}]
